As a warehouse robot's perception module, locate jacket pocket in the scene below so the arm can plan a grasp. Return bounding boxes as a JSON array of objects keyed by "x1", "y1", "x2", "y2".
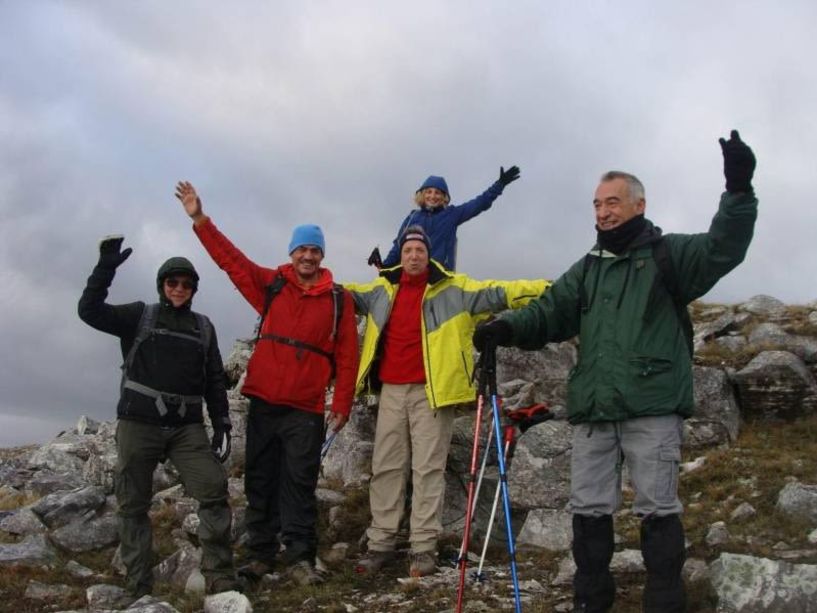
[{"x1": 624, "y1": 356, "x2": 677, "y2": 411}]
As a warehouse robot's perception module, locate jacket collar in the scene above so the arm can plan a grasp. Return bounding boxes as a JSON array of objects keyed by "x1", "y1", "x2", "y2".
[{"x1": 380, "y1": 258, "x2": 451, "y2": 286}]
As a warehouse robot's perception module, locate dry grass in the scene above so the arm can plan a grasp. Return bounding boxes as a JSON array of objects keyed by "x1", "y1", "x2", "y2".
[{"x1": 0, "y1": 489, "x2": 40, "y2": 512}]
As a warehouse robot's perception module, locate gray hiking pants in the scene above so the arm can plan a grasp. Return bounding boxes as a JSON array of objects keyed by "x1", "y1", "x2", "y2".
[
  {"x1": 115, "y1": 420, "x2": 234, "y2": 594},
  {"x1": 569, "y1": 414, "x2": 684, "y2": 518}
]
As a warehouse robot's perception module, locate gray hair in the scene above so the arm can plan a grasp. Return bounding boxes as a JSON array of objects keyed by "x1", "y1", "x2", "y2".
[{"x1": 600, "y1": 171, "x2": 645, "y2": 203}]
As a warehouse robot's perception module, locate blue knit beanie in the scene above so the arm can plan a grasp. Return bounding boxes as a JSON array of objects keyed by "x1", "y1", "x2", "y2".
[
  {"x1": 288, "y1": 224, "x2": 325, "y2": 255},
  {"x1": 417, "y1": 175, "x2": 449, "y2": 196}
]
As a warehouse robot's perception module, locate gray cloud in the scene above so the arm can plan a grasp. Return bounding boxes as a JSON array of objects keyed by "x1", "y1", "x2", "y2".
[{"x1": 2, "y1": 1, "x2": 815, "y2": 446}]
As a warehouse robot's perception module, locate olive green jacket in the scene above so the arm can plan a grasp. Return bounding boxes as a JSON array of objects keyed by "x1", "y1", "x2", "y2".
[{"x1": 502, "y1": 191, "x2": 758, "y2": 423}]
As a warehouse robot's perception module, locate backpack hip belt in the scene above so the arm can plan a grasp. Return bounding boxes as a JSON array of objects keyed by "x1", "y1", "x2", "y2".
[
  {"x1": 257, "y1": 333, "x2": 333, "y2": 361},
  {"x1": 123, "y1": 380, "x2": 203, "y2": 418}
]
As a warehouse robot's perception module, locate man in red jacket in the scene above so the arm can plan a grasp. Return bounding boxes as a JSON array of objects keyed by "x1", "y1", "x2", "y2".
[{"x1": 174, "y1": 181, "x2": 359, "y2": 586}]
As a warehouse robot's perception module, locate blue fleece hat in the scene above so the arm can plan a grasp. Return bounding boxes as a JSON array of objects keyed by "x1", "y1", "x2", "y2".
[
  {"x1": 288, "y1": 224, "x2": 325, "y2": 255},
  {"x1": 417, "y1": 175, "x2": 449, "y2": 196}
]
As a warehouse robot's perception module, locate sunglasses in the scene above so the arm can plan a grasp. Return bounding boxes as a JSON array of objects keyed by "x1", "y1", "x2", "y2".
[{"x1": 165, "y1": 278, "x2": 196, "y2": 290}]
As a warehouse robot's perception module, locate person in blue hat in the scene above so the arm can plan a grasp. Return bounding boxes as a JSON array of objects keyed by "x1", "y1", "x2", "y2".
[{"x1": 372, "y1": 166, "x2": 520, "y2": 271}]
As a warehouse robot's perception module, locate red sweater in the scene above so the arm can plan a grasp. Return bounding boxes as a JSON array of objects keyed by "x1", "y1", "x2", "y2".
[
  {"x1": 379, "y1": 269, "x2": 428, "y2": 384},
  {"x1": 194, "y1": 218, "x2": 359, "y2": 416}
]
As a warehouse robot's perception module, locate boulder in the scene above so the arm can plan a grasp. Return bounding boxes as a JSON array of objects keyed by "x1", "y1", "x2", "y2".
[
  {"x1": 31, "y1": 485, "x2": 107, "y2": 529},
  {"x1": 710, "y1": 552, "x2": 817, "y2": 612},
  {"x1": 507, "y1": 420, "x2": 572, "y2": 511},
  {"x1": 686, "y1": 366, "x2": 741, "y2": 447},
  {"x1": 732, "y1": 351, "x2": 817, "y2": 420},
  {"x1": 0, "y1": 534, "x2": 58, "y2": 567},
  {"x1": 776, "y1": 481, "x2": 817, "y2": 523}
]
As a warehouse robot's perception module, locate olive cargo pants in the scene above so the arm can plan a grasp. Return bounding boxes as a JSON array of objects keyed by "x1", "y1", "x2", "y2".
[{"x1": 115, "y1": 420, "x2": 234, "y2": 595}]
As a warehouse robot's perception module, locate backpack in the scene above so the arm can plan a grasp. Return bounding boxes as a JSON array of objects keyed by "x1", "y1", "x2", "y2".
[
  {"x1": 579, "y1": 238, "x2": 694, "y2": 357},
  {"x1": 254, "y1": 273, "x2": 345, "y2": 363},
  {"x1": 120, "y1": 303, "x2": 213, "y2": 417}
]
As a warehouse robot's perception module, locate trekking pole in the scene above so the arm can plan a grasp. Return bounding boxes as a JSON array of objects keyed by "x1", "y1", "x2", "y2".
[
  {"x1": 320, "y1": 431, "x2": 337, "y2": 462},
  {"x1": 474, "y1": 404, "x2": 554, "y2": 583},
  {"x1": 456, "y1": 352, "x2": 490, "y2": 612},
  {"x1": 474, "y1": 423, "x2": 516, "y2": 583},
  {"x1": 455, "y1": 405, "x2": 495, "y2": 566},
  {"x1": 485, "y1": 348, "x2": 523, "y2": 613}
]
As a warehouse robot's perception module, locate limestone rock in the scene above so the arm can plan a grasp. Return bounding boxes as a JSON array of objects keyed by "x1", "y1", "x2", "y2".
[
  {"x1": 517, "y1": 508, "x2": 572, "y2": 551},
  {"x1": 507, "y1": 420, "x2": 572, "y2": 511},
  {"x1": 732, "y1": 351, "x2": 817, "y2": 420},
  {"x1": 0, "y1": 533, "x2": 58, "y2": 567},
  {"x1": 204, "y1": 590, "x2": 254, "y2": 612},
  {"x1": 776, "y1": 481, "x2": 817, "y2": 523},
  {"x1": 710, "y1": 552, "x2": 817, "y2": 612}
]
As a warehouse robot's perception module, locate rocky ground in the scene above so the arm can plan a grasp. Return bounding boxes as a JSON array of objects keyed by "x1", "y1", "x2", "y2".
[{"x1": 2, "y1": 293, "x2": 817, "y2": 612}]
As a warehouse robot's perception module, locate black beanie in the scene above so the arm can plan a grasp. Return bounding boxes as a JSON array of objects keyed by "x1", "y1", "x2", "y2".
[{"x1": 399, "y1": 225, "x2": 431, "y2": 253}]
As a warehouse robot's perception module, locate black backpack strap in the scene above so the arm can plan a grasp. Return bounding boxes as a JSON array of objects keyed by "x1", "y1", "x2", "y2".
[
  {"x1": 577, "y1": 253, "x2": 593, "y2": 316},
  {"x1": 330, "y1": 283, "x2": 345, "y2": 340},
  {"x1": 255, "y1": 273, "x2": 287, "y2": 341},
  {"x1": 122, "y1": 303, "x2": 159, "y2": 379},
  {"x1": 652, "y1": 239, "x2": 694, "y2": 357},
  {"x1": 193, "y1": 312, "x2": 213, "y2": 379},
  {"x1": 257, "y1": 333, "x2": 334, "y2": 361}
]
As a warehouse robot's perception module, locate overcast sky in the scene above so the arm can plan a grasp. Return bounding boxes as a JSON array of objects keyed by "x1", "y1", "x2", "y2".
[{"x1": 1, "y1": 1, "x2": 815, "y2": 447}]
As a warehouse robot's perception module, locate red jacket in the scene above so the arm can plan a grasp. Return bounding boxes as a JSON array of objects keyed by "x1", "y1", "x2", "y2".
[{"x1": 194, "y1": 218, "x2": 359, "y2": 416}]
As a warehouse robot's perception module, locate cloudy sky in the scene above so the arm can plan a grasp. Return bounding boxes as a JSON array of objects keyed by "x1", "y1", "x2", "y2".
[{"x1": 1, "y1": 1, "x2": 815, "y2": 447}]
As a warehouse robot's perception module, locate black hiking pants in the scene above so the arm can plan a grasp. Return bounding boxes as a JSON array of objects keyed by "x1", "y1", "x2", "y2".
[{"x1": 244, "y1": 399, "x2": 324, "y2": 566}]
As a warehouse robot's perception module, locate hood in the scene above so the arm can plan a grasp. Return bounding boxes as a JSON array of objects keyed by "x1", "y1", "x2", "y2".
[{"x1": 156, "y1": 256, "x2": 199, "y2": 305}]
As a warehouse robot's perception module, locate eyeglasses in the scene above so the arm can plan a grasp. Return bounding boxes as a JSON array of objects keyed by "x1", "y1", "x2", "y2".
[{"x1": 165, "y1": 278, "x2": 196, "y2": 290}]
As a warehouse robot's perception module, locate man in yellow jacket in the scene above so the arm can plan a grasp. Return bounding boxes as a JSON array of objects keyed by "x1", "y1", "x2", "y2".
[{"x1": 345, "y1": 225, "x2": 549, "y2": 577}]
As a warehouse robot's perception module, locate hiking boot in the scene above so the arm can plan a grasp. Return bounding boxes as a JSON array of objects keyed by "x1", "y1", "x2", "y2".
[
  {"x1": 408, "y1": 551, "x2": 437, "y2": 577},
  {"x1": 288, "y1": 559, "x2": 325, "y2": 586},
  {"x1": 206, "y1": 575, "x2": 245, "y2": 595},
  {"x1": 237, "y1": 559, "x2": 275, "y2": 583},
  {"x1": 354, "y1": 550, "x2": 396, "y2": 574}
]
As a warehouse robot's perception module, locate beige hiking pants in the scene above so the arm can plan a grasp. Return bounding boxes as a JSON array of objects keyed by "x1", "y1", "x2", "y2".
[{"x1": 366, "y1": 383, "x2": 455, "y2": 553}]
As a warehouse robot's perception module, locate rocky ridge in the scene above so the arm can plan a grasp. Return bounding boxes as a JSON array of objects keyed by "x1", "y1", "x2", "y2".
[{"x1": 1, "y1": 294, "x2": 817, "y2": 611}]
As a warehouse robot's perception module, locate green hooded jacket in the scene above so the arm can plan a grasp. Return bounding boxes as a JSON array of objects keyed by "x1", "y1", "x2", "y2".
[{"x1": 502, "y1": 191, "x2": 757, "y2": 424}]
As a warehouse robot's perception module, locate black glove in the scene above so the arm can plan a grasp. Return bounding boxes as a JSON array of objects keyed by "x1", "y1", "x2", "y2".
[
  {"x1": 211, "y1": 428, "x2": 232, "y2": 463},
  {"x1": 719, "y1": 130, "x2": 756, "y2": 193},
  {"x1": 98, "y1": 235, "x2": 133, "y2": 269},
  {"x1": 367, "y1": 246, "x2": 382, "y2": 268},
  {"x1": 473, "y1": 319, "x2": 513, "y2": 352},
  {"x1": 498, "y1": 165, "x2": 520, "y2": 187}
]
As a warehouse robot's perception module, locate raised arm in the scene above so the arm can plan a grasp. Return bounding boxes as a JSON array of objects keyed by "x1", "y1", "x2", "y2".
[
  {"x1": 77, "y1": 236, "x2": 143, "y2": 336},
  {"x1": 174, "y1": 181, "x2": 274, "y2": 313},
  {"x1": 450, "y1": 164, "x2": 520, "y2": 226}
]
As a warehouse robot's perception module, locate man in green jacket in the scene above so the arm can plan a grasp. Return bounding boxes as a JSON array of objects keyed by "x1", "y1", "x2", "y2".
[{"x1": 473, "y1": 130, "x2": 757, "y2": 613}]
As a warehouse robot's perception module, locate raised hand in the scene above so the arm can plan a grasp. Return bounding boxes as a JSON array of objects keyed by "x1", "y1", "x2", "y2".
[
  {"x1": 175, "y1": 181, "x2": 205, "y2": 221},
  {"x1": 498, "y1": 165, "x2": 521, "y2": 187},
  {"x1": 98, "y1": 235, "x2": 133, "y2": 269},
  {"x1": 719, "y1": 130, "x2": 756, "y2": 194}
]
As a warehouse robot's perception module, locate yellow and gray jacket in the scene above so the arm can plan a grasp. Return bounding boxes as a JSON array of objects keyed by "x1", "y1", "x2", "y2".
[{"x1": 345, "y1": 260, "x2": 549, "y2": 409}]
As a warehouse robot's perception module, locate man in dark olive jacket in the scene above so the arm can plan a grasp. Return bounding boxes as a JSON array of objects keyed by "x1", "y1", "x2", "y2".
[
  {"x1": 78, "y1": 237, "x2": 239, "y2": 598},
  {"x1": 474, "y1": 131, "x2": 757, "y2": 613}
]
